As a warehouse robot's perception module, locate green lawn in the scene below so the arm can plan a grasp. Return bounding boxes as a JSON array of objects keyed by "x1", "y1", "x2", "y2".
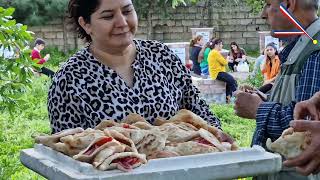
[{"x1": 0, "y1": 75, "x2": 256, "y2": 180}]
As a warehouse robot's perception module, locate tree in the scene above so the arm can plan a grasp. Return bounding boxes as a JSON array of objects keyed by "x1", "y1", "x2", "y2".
[
  {"x1": 0, "y1": 7, "x2": 34, "y2": 112},
  {"x1": 0, "y1": 0, "x2": 69, "y2": 52},
  {"x1": 245, "y1": 0, "x2": 264, "y2": 13}
]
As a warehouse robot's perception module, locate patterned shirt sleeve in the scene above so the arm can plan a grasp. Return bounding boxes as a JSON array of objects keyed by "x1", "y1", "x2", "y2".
[
  {"x1": 47, "y1": 66, "x2": 87, "y2": 134},
  {"x1": 253, "y1": 51, "x2": 320, "y2": 145},
  {"x1": 164, "y1": 45, "x2": 222, "y2": 129}
]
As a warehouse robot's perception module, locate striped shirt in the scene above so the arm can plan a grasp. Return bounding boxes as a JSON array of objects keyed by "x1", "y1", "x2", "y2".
[{"x1": 252, "y1": 38, "x2": 320, "y2": 146}]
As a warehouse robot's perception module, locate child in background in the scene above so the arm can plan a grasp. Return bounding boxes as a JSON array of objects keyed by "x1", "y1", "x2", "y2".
[{"x1": 31, "y1": 38, "x2": 55, "y2": 78}]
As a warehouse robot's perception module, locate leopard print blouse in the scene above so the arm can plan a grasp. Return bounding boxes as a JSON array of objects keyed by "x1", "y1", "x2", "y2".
[{"x1": 48, "y1": 39, "x2": 221, "y2": 133}]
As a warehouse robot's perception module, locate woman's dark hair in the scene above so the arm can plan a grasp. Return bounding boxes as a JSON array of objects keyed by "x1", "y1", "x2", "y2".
[
  {"x1": 67, "y1": 0, "x2": 102, "y2": 42},
  {"x1": 212, "y1": 38, "x2": 223, "y2": 48},
  {"x1": 204, "y1": 37, "x2": 215, "y2": 49},
  {"x1": 230, "y1": 41, "x2": 240, "y2": 54},
  {"x1": 266, "y1": 42, "x2": 279, "y2": 60}
]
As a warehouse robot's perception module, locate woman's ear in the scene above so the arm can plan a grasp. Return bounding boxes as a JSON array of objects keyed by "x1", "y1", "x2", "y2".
[{"x1": 78, "y1": 17, "x2": 92, "y2": 35}]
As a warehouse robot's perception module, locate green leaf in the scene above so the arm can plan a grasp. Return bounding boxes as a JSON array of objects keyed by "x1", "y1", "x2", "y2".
[
  {"x1": 5, "y1": 20, "x2": 16, "y2": 27},
  {"x1": 3, "y1": 8, "x2": 15, "y2": 16}
]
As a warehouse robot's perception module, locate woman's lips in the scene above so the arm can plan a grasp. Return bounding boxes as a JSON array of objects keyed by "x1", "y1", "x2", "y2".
[{"x1": 113, "y1": 32, "x2": 129, "y2": 36}]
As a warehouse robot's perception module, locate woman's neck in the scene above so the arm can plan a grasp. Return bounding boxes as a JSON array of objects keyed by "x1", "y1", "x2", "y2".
[
  {"x1": 268, "y1": 55, "x2": 276, "y2": 60},
  {"x1": 90, "y1": 43, "x2": 136, "y2": 68}
]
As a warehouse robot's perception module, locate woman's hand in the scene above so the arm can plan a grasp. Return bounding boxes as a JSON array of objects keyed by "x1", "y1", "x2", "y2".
[
  {"x1": 242, "y1": 55, "x2": 247, "y2": 60},
  {"x1": 216, "y1": 129, "x2": 234, "y2": 144},
  {"x1": 263, "y1": 79, "x2": 271, "y2": 85},
  {"x1": 227, "y1": 56, "x2": 233, "y2": 63}
]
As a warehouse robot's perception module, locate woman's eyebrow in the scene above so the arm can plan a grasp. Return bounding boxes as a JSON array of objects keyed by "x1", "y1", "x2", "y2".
[
  {"x1": 122, "y1": 4, "x2": 133, "y2": 9},
  {"x1": 99, "y1": 4, "x2": 133, "y2": 14}
]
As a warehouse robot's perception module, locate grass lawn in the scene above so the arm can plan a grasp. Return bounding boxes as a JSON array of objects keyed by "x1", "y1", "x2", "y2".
[{"x1": 0, "y1": 75, "x2": 256, "y2": 180}]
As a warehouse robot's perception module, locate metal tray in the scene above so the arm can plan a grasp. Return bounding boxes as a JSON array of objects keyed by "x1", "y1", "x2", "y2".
[{"x1": 20, "y1": 144, "x2": 282, "y2": 180}]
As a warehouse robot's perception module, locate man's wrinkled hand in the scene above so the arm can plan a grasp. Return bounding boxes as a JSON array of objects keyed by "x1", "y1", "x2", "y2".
[
  {"x1": 284, "y1": 120, "x2": 320, "y2": 176},
  {"x1": 294, "y1": 92, "x2": 320, "y2": 120},
  {"x1": 234, "y1": 91, "x2": 263, "y2": 119}
]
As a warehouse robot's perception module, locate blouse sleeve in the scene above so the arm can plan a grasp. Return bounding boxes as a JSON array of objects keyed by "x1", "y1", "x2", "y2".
[
  {"x1": 48, "y1": 68, "x2": 87, "y2": 134},
  {"x1": 214, "y1": 51, "x2": 228, "y2": 66},
  {"x1": 164, "y1": 45, "x2": 222, "y2": 129}
]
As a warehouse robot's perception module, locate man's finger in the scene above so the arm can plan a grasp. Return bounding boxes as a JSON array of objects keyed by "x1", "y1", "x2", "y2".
[
  {"x1": 284, "y1": 147, "x2": 314, "y2": 167},
  {"x1": 305, "y1": 105, "x2": 320, "y2": 120},
  {"x1": 294, "y1": 102, "x2": 319, "y2": 120},
  {"x1": 296, "y1": 159, "x2": 320, "y2": 176},
  {"x1": 294, "y1": 102, "x2": 308, "y2": 120},
  {"x1": 290, "y1": 120, "x2": 317, "y2": 132},
  {"x1": 313, "y1": 165, "x2": 320, "y2": 175}
]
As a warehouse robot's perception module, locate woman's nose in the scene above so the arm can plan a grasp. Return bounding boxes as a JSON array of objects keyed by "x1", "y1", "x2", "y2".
[{"x1": 114, "y1": 13, "x2": 128, "y2": 27}]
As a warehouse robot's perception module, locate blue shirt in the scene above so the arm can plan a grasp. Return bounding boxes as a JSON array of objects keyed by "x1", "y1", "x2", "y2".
[{"x1": 252, "y1": 38, "x2": 320, "y2": 146}]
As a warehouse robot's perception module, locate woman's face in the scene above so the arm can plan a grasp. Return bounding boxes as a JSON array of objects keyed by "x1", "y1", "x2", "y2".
[
  {"x1": 216, "y1": 42, "x2": 223, "y2": 50},
  {"x1": 197, "y1": 38, "x2": 204, "y2": 46},
  {"x1": 80, "y1": 0, "x2": 138, "y2": 50},
  {"x1": 231, "y1": 45, "x2": 238, "y2": 51},
  {"x1": 266, "y1": 46, "x2": 276, "y2": 57}
]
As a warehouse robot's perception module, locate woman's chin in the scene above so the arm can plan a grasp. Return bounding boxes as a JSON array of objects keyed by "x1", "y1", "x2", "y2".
[{"x1": 112, "y1": 36, "x2": 134, "y2": 47}]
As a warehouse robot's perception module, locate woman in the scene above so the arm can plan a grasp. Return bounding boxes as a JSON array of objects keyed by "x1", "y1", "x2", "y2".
[
  {"x1": 208, "y1": 39, "x2": 238, "y2": 103},
  {"x1": 253, "y1": 48, "x2": 266, "y2": 75},
  {"x1": 199, "y1": 39, "x2": 215, "y2": 77},
  {"x1": 227, "y1": 42, "x2": 247, "y2": 72},
  {"x1": 189, "y1": 35, "x2": 204, "y2": 76},
  {"x1": 258, "y1": 43, "x2": 281, "y2": 93},
  {"x1": 48, "y1": 0, "x2": 232, "y2": 141}
]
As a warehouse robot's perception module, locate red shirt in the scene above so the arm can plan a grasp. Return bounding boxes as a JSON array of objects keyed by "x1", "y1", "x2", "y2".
[{"x1": 31, "y1": 48, "x2": 46, "y2": 64}]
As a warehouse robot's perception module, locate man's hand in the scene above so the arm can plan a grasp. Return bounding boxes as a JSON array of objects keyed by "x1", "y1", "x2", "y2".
[
  {"x1": 234, "y1": 91, "x2": 263, "y2": 119},
  {"x1": 284, "y1": 120, "x2": 320, "y2": 176},
  {"x1": 216, "y1": 129, "x2": 234, "y2": 144},
  {"x1": 294, "y1": 92, "x2": 320, "y2": 120}
]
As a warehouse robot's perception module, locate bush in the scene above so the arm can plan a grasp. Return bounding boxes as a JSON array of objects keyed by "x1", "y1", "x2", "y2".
[
  {"x1": 0, "y1": 76, "x2": 50, "y2": 179},
  {"x1": 245, "y1": 72, "x2": 264, "y2": 88},
  {"x1": 0, "y1": 7, "x2": 34, "y2": 113}
]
